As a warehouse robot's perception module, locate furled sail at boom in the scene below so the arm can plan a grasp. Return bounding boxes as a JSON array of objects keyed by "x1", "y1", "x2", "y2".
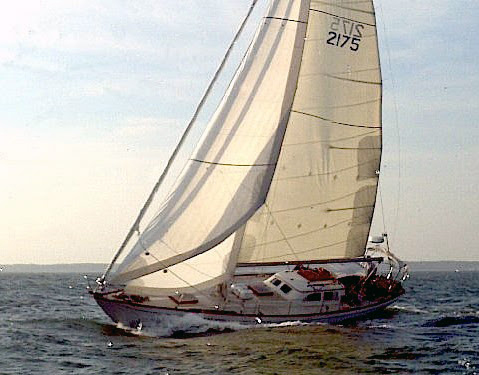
[{"x1": 111, "y1": 0, "x2": 310, "y2": 284}]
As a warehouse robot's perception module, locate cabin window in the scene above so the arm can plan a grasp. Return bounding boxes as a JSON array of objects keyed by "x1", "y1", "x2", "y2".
[
  {"x1": 324, "y1": 291, "x2": 334, "y2": 301},
  {"x1": 280, "y1": 284, "x2": 292, "y2": 294},
  {"x1": 305, "y1": 293, "x2": 322, "y2": 302},
  {"x1": 271, "y1": 278, "x2": 281, "y2": 286}
]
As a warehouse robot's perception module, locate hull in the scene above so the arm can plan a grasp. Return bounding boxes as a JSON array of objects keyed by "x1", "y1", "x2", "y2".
[{"x1": 93, "y1": 291, "x2": 403, "y2": 335}]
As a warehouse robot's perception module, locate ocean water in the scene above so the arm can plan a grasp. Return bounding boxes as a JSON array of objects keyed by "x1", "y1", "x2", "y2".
[{"x1": 1, "y1": 271, "x2": 478, "y2": 375}]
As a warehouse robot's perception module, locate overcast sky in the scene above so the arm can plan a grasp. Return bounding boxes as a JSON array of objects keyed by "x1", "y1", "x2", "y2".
[{"x1": 1, "y1": 1, "x2": 478, "y2": 264}]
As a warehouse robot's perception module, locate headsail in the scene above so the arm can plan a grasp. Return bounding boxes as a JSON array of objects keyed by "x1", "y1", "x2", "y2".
[
  {"x1": 237, "y1": 0, "x2": 382, "y2": 264},
  {"x1": 111, "y1": 0, "x2": 310, "y2": 284}
]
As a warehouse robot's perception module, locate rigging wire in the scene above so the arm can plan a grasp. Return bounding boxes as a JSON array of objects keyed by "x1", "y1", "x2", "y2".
[
  {"x1": 144, "y1": 250, "x2": 219, "y2": 304},
  {"x1": 100, "y1": 0, "x2": 260, "y2": 283},
  {"x1": 377, "y1": 0, "x2": 402, "y2": 246},
  {"x1": 377, "y1": 181, "x2": 389, "y2": 250}
]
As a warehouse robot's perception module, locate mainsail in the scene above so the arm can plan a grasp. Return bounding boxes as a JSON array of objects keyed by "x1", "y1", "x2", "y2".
[
  {"x1": 237, "y1": 0, "x2": 382, "y2": 264},
  {"x1": 108, "y1": 0, "x2": 382, "y2": 292}
]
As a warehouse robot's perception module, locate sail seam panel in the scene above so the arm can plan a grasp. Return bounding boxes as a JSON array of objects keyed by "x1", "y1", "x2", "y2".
[
  {"x1": 265, "y1": 190, "x2": 363, "y2": 214},
  {"x1": 322, "y1": 73, "x2": 381, "y2": 85},
  {"x1": 264, "y1": 203, "x2": 300, "y2": 261},
  {"x1": 291, "y1": 110, "x2": 380, "y2": 128},
  {"x1": 309, "y1": 8, "x2": 375, "y2": 26},
  {"x1": 274, "y1": 158, "x2": 380, "y2": 180},
  {"x1": 292, "y1": 98, "x2": 380, "y2": 110},
  {"x1": 190, "y1": 159, "x2": 276, "y2": 167},
  {"x1": 329, "y1": 146, "x2": 381, "y2": 150},
  {"x1": 283, "y1": 130, "x2": 380, "y2": 146},
  {"x1": 327, "y1": 204, "x2": 375, "y2": 212},
  {"x1": 251, "y1": 238, "x2": 349, "y2": 261},
  {"x1": 239, "y1": 213, "x2": 372, "y2": 249},
  {"x1": 310, "y1": 1, "x2": 375, "y2": 16},
  {"x1": 264, "y1": 16, "x2": 307, "y2": 24}
]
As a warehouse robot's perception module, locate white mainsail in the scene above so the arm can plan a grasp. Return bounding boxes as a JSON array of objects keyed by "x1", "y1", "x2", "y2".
[
  {"x1": 237, "y1": 0, "x2": 382, "y2": 264},
  {"x1": 111, "y1": 0, "x2": 310, "y2": 284}
]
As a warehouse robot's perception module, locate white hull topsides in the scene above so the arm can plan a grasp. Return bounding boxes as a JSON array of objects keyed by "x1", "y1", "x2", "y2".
[
  {"x1": 94, "y1": 290, "x2": 402, "y2": 329},
  {"x1": 93, "y1": 259, "x2": 407, "y2": 335}
]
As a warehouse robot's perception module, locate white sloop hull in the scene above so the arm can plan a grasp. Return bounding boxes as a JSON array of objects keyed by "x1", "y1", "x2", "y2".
[{"x1": 93, "y1": 291, "x2": 403, "y2": 335}]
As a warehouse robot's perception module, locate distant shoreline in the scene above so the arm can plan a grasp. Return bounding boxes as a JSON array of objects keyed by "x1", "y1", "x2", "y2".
[
  {"x1": 0, "y1": 263, "x2": 109, "y2": 274},
  {"x1": 2, "y1": 261, "x2": 479, "y2": 273}
]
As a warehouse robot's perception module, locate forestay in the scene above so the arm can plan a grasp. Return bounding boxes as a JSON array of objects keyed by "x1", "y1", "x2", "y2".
[
  {"x1": 111, "y1": 0, "x2": 310, "y2": 284},
  {"x1": 237, "y1": 0, "x2": 382, "y2": 264}
]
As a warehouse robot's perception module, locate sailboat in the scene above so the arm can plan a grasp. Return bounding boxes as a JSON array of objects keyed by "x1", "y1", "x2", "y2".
[{"x1": 92, "y1": 0, "x2": 409, "y2": 332}]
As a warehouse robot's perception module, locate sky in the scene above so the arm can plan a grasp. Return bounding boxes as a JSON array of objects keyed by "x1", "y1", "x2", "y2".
[{"x1": 1, "y1": 1, "x2": 478, "y2": 264}]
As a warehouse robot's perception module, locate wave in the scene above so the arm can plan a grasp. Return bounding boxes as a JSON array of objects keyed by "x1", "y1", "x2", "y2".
[
  {"x1": 104, "y1": 314, "x2": 252, "y2": 338},
  {"x1": 390, "y1": 304, "x2": 428, "y2": 314},
  {"x1": 107, "y1": 318, "x2": 327, "y2": 338},
  {"x1": 423, "y1": 315, "x2": 479, "y2": 327}
]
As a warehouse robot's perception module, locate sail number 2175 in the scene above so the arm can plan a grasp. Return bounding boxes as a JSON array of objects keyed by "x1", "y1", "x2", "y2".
[{"x1": 326, "y1": 17, "x2": 364, "y2": 52}]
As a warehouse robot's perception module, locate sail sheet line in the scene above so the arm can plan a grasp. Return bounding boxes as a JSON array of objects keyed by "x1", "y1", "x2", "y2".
[{"x1": 291, "y1": 110, "x2": 380, "y2": 128}]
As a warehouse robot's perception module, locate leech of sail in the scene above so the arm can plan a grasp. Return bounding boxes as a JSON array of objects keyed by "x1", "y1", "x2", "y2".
[{"x1": 100, "y1": 0, "x2": 260, "y2": 282}]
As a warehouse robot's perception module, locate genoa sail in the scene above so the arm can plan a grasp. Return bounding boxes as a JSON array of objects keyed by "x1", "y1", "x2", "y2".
[
  {"x1": 237, "y1": 0, "x2": 382, "y2": 265},
  {"x1": 111, "y1": 0, "x2": 310, "y2": 284}
]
